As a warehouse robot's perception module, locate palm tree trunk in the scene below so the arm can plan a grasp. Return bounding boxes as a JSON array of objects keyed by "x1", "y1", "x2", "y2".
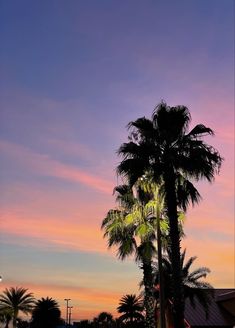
[
  {"x1": 164, "y1": 169, "x2": 185, "y2": 328},
  {"x1": 130, "y1": 315, "x2": 134, "y2": 328},
  {"x1": 157, "y1": 216, "x2": 166, "y2": 328},
  {"x1": 142, "y1": 261, "x2": 156, "y2": 328},
  {"x1": 13, "y1": 318, "x2": 17, "y2": 328},
  {"x1": 4, "y1": 319, "x2": 10, "y2": 328}
]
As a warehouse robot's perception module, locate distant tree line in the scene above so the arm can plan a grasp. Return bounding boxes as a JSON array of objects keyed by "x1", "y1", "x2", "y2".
[
  {"x1": 0, "y1": 287, "x2": 146, "y2": 328},
  {"x1": 0, "y1": 287, "x2": 64, "y2": 328}
]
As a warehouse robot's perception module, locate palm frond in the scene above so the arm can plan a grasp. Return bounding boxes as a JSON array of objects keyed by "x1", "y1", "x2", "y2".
[
  {"x1": 177, "y1": 142, "x2": 223, "y2": 182},
  {"x1": 188, "y1": 267, "x2": 211, "y2": 278},
  {"x1": 117, "y1": 237, "x2": 137, "y2": 260},
  {"x1": 183, "y1": 255, "x2": 197, "y2": 275},
  {"x1": 175, "y1": 173, "x2": 202, "y2": 211},
  {"x1": 152, "y1": 102, "x2": 191, "y2": 141},
  {"x1": 116, "y1": 158, "x2": 147, "y2": 186},
  {"x1": 186, "y1": 124, "x2": 214, "y2": 138},
  {"x1": 127, "y1": 117, "x2": 155, "y2": 142}
]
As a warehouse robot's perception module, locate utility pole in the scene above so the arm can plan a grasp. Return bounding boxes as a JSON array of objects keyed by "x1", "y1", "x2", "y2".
[
  {"x1": 68, "y1": 306, "x2": 73, "y2": 326},
  {"x1": 64, "y1": 298, "x2": 71, "y2": 326}
]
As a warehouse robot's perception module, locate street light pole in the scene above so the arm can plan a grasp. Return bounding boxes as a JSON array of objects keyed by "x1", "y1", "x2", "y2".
[
  {"x1": 64, "y1": 298, "x2": 71, "y2": 326},
  {"x1": 68, "y1": 306, "x2": 73, "y2": 326}
]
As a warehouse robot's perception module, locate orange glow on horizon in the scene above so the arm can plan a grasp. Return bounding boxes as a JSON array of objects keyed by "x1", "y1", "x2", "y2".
[{"x1": 0, "y1": 280, "x2": 121, "y2": 321}]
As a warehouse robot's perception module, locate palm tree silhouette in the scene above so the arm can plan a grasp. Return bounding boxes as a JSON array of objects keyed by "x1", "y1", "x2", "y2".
[
  {"x1": 154, "y1": 249, "x2": 214, "y2": 326},
  {"x1": 117, "y1": 102, "x2": 222, "y2": 327},
  {"x1": 102, "y1": 182, "x2": 168, "y2": 328},
  {"x1": 31, "y1": 297, "x2": 61, "y2": 328},
  {"x1": 0, "y1": 287, "x2": 35, "y2": 328},
  {"x1": 117, "y1": 294, "x2": 144, "y2": 326},
  {"x1": 96, "y1": 312, "x2": 114, "y2": 327}
]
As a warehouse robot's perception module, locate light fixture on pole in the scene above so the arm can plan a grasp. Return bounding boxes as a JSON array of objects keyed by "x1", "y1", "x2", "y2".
[{"x1": 64, "y1": 298, "x2": 71, "y2": 326}]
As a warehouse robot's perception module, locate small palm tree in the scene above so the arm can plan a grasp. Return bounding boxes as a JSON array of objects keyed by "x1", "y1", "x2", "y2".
[
  {"x1": 30, "y1": 297, "x2": 61, "y2": 328},
  {"x1": 0, "y1": 287, "x2": 35, "y2": 328},
  {"x1": 96, "y1": 312, "x2": 114, "y2": 327},
  {"x1": 154, "y1": 250, "x2": 214, "y2": 326},
  {"x1": 117, "y1": 294, "x2": 144, "y2": 326}
]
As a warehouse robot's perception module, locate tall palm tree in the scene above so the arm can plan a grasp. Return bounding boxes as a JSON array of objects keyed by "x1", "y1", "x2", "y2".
[
  {"x1": 117, "y1": 294, "x2": 144, "y2": 325},
  {"x1": 102, "y1": 183, "x2": 167, "y2": 328},
  {"x1": 0, "y1": 287, "x2": 35, "y2": 328},
  {"x1": 117, "y1": 102, "x2": 222, "y2": 327},
  {"x1": 154, "y1": 250, "x2": 214, "y2": 326},
  {"x1": 30, "y1": 297, "x2": 61, "y2": 328}
]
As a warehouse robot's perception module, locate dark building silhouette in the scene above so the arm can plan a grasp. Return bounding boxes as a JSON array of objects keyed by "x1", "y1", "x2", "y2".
[{"x1": 184, "y1": 289, "x2": 235, "y2": 327}]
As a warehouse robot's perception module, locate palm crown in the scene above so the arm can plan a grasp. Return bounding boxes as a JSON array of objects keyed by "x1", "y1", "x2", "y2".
[
  {"x1": 118, "y1": 102, "x2": 222, "y2": 200},
  {"x1": 102, "y1": 183, "x2": 153, "y2": 260},
  {"x1": 117, "y1": 294, "x2": 144, "y2": 324},
  {"x1": 31, "y1": 297, "x2": 61, "y2": 328}
]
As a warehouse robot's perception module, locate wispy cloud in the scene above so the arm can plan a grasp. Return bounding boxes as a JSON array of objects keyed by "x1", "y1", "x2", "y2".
[
  {"x1": 47, "y1": 138, "x2": 97, "y2": 162},
  {"x1": 0, "y1": 209, "x2": 107, "y2": 254},
  {"x1": 0, "y1": 140, "x2": 114, "y2": 194}
]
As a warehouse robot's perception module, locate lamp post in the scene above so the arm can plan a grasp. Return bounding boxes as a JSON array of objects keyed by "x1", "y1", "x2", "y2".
[
  {"x1": 64, "y1": 298, "x2": 71, "y2": 326},
  {"x1": 68, "y1": 306, "x2": 73, "y2": 326}
]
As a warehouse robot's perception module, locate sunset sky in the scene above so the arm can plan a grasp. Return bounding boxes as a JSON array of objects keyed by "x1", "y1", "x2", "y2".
[{"x1": 0, "y1": 0, "x2": 234, "y2": 322}]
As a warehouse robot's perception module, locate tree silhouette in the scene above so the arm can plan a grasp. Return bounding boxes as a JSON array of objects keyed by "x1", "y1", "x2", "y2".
[
  {"x1": 0, "y1": 287, "x2": 35, "y2": 328},
  {"x1": 30, "y1": 297, "x2": 61, "y2": 328},
  {"x1": 154, "y1": 250, "x2": 214, "y2": 326},
  {"x1": 96, "y1": 312, "x2": 114, "y2": 327},
  {"x1": 102, "y1": 181, "x2": 167, "y2": 328},
  {"x1": 117, "y1": 294, "x2": 144, "y2": 326},
  {"x1": 117, "y1": 102, "x2": 222, "y2": 327}
]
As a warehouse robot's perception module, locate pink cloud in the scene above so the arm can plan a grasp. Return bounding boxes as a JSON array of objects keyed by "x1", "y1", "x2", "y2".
[
  {"x1": 0, "y1": 209, "x2": 108, "y2": 254},
  {"x1": 0, "y1": 178, "x2": 115, "y2": 254},
  {"x1": 0, "y1": 140, "x2": 114, "y2": 194}
]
